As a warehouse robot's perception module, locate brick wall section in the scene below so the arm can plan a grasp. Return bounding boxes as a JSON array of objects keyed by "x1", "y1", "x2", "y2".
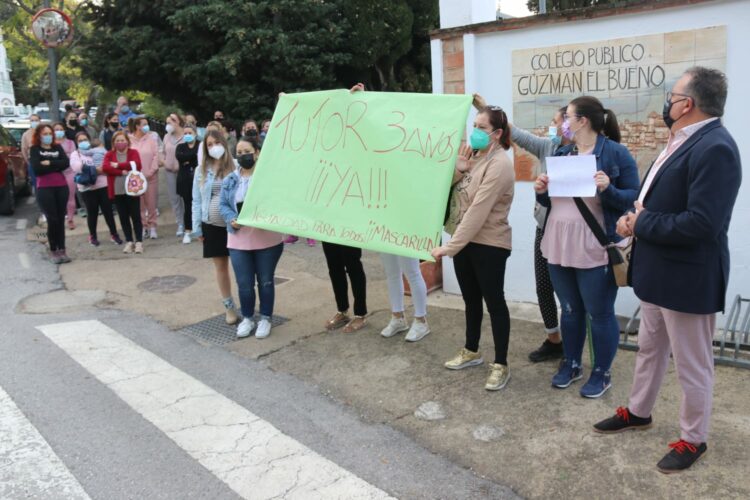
[{"x1": 442, "y1": 36, "x2": 465, "y2": 95}]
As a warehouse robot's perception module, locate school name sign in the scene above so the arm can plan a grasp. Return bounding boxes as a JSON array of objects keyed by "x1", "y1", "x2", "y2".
[
  {"x1": 237, "y1": 90, "x2": 472, "y2": 260},
  {"x1": 510, "y1": 26, "x2": 726, "y2": 180},
  {"x1": 516, "y1": 43, "x2": 664, "y2": 96}
]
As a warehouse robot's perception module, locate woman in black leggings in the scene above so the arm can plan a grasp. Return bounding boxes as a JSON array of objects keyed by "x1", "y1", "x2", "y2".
[
  {"x1": 69, "y1": 132, "x2": 122, "y2": 246},
  {"x1": 29, "y1": 124, "x2": 71, "y2": 264},
  {"x1": 322, "y1": 242, "x2": 368, "y2": 333}
]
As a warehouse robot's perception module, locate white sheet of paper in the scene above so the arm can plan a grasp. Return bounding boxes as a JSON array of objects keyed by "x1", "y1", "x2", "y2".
[{"x1": 545, "y1": 155, "x2": 597, "y2": 197}]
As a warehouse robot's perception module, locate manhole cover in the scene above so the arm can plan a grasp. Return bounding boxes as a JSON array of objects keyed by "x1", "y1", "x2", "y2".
[
  {"x1": 180, "y1": 314, "x2": 290, "y2": 346},
  {"x1": 137, "y1": 275, "x2": 197, "y2": 294}
]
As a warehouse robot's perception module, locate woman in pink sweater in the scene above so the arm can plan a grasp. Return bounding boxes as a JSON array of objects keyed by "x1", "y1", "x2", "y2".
[{"x1": 128, "y1": 116, "x2": 162, "y2": 239}]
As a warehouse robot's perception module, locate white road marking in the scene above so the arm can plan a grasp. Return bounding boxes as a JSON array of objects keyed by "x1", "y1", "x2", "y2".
[
  {"x1": 0, "y1": 385, "x2": 91, "y2": 500},
  {"x1": 18, "y1": 252, "x2": 31, "y2": 269},
  {"x1": 37, "y1": 320, "x2": 392, "y2": 500},
  {"x1": 16, "y1": 218, "x2": 27, "y2": 230}
]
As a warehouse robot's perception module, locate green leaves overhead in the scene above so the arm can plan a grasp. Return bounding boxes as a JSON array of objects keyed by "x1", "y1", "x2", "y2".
[{"x1": 78, "y1": 0, "x2": 437, "y2": 120}]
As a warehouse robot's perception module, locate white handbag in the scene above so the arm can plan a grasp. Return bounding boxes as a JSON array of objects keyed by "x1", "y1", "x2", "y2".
[{"x1": 125, "y1": 161, "x2": 148, "y2": 197}]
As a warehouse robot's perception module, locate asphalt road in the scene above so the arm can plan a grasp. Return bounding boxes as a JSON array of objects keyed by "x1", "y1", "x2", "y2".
[{"x1": 0, "y1": 200, "x2": 517, "y2": 499}]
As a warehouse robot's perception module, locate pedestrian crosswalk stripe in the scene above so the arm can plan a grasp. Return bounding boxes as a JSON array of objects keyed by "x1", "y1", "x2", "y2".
[
  {"x1": 0, "y1": 385, "x2": 91, "y2": 500},
  {"x1": 37, "y1": 320, "x2": 393, "y2": 500}
]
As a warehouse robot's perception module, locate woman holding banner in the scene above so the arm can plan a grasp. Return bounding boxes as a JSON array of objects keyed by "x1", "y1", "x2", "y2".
[
  {"x1": 534, "y1": 96, "x2": 638, "y2": 398},
  {"x1": 220, "y1": 137, "x2": 284, "y2": 339},
  {"x1": 474, "y1": 94, "x2": 568, "y2": 363},
  {"x1": 431, "y1": 105, "x2": 515, "y2": 392},
  {"x1": 346, "y1": 84, "x2": 431, "y2": 342}
]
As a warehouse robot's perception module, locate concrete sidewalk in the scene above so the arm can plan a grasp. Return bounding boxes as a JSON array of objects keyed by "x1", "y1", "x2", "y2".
[{"x1": 32, "y1": 192, "x2": 750, "y2": 499}]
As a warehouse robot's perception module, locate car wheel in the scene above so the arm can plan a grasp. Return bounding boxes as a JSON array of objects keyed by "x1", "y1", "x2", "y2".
[{"x1": 0, "y1": 172, "x2": 16, "y2": 215}]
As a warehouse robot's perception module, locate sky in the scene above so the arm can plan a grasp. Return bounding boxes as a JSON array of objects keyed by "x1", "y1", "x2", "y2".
[{"x1": 498, "y1": 0, "x2": 534, "y2": 17}]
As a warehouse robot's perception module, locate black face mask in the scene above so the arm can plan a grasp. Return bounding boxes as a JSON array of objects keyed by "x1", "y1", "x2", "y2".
[
  {"x1": 68, "y1": 119, "x2": 78, "y2": 127},
  {"x1": 238, "y1": 154, "x2": 255, "y2": 169},
  {"x1": 245, "y1": 129, "x2": 258, "y2": 138},
  {"x1": 662, "y1": 97, "x2": 689, "y2": 130},
  {"x1": 110, "y1": 122, "x2": 119, "y2": 129}
]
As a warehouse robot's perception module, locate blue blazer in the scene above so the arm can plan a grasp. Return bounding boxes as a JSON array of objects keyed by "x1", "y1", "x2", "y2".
[
  {"x1": 537, "y1": 134, "x2": 640, "y2": 242},
  {"x1": 630, "y1": 120, "x2": 742, "y2": 314}
]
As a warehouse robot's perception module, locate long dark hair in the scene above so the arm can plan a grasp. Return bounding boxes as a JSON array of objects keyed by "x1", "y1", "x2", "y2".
[
  {"x1": 480, "y1": 106, "x2": 511, "y2": 150},
  {"x1": 569, "y1": 96, "x2": 621, "y2": 143}
]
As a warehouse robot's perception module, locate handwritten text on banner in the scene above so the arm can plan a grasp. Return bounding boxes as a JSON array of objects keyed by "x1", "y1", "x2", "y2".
[{"x1": 238, "y1": 90, "x2": 472, "y2": 260}]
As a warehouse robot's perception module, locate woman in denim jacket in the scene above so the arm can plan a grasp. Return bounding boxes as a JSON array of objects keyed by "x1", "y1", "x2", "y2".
[
  {"x1": 219, "y1": 138, "x2": 284, "y2": 339},
  {"x1": 534, "y1": 96, "x2": 639, "y2": 399},
  {"x1": 191, "y1": 130, "x2": 240, "y2": 325}
]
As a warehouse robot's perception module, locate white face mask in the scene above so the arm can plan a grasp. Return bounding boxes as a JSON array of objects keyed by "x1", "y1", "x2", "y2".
[
  {"x1": 165, "y1": 123, "x2": 175, "y2": 134},
  {"x1": 208, "y1": 145, "x2": 225, "y2": 160}
]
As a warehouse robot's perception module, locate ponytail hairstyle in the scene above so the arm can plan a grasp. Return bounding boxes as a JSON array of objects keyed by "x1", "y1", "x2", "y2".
[
  {"x1": 569, "y1": 96, "x2": 621, "y2": 143},
  {"x1": 127, "y1": 116, "x2": 148, "y2": 134},
  {"x1": 480, "y1": 106, "x2": 511, "y2": 150}
]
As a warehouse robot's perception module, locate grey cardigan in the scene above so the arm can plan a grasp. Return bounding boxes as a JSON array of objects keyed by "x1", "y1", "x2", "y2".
[{"x1": 511, "y1": 127, "x2": 558, "y2": 227}]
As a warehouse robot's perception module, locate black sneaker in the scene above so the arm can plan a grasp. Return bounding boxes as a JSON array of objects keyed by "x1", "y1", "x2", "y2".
[
  {"x1": 528, "y1": 339, "x2": 563, "y2": 362},
  {"x1": 657, "y1": 440, "x2": 707, "y2": 474},
  {"x1": 593, "y1": 406, "x2": 652, "y2": 433}
]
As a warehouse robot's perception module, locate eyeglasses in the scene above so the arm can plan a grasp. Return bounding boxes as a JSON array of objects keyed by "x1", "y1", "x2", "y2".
[
  {"x1": 487, "y1": 105, "x2": 504, "y2": 112},
  {"x1": 562, "y1": 113, "x2": 581, "y2": 121},
  {"x1": 666, "y1": 91, "x2": 692, "y2": 103}
]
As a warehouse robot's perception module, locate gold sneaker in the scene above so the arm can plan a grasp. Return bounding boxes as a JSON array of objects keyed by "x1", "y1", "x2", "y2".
[
  {"x1": 485, "y1": 363, "x2": 510, "y2": 391},
  {"x1": 444, "y1": 348, "x2": 483, "y2": 370}
]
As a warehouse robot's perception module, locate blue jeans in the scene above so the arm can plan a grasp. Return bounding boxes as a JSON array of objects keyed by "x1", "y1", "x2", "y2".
[
  {"x1": 547, "y1": 264, "x2": 619, "y2": 371},
  {"x1": 229, "y1": 243, "x2": 284, "y2": 319}
]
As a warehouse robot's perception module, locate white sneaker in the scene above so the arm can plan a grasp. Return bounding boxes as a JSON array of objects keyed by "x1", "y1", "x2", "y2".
[
  {"x1": 149, "y1": 228, "x2": 158, "y2": 239},
  {"x1": 405, "y1": 320, "x2": 431, "y2": 342},
  {"x1": 380, "y1": 316, "x2": 409, "y2": 338},
  {"x1": 176, "y1": 224, "x2": 184, "y2": 237},
  {"x1": 182, "y1": 233, "x2": 191, "y2": 244},
  {"x1": 236, "y1": 318, "x2": 255, "y2": 338},
  {"x1": 255, "y1": 318, "x2": 272, "y2": 339},
  {"x1": 123, "y1": 242, "x2": 134, "y2": 254}
]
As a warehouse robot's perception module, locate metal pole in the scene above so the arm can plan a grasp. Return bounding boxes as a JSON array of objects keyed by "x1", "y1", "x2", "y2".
[{"x1": 42, "y1": 0, "x2": 60, "y2": 123}]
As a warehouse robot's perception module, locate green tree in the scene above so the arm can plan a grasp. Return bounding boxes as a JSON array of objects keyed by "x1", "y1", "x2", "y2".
[
  {"x1": 2, "y1": 0, "x2": 103, "y2": 114},
  {"x1": 78, "y1": 0, "x2": 438, "y2": 122}
]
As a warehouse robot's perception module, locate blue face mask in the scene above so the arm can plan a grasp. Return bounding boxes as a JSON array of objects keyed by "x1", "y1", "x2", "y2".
[
  {"x1": 469, "y1": 128, "x2": 492, "y2": 150},
  {"x1": 54, "y1": 130, "x2": 65, "y2": 140},
  {"x1": 121, "y1": 105, "x2": 130, "y2": 114},
  {"x1": 80, "y1": 119, "x2": 88, "y2": 126},
  {"x1": 183, "y1": 134, "x2": 195, "y2": 143},
  {"x1": 30, "y1": 121, "x2": 39, "y2": 129},
  {"x1": 141, "y1": 125, "x2": 150, "y2": 133},
  {"x1": 78, "y1": 141, "x2": 91, "y2": 151},
  {"x1": 197, "y1": 127, "x2": 206, "y2": 141},
  {"x1": 42, "y1": 135, "x2": 53, "y2": 145}
]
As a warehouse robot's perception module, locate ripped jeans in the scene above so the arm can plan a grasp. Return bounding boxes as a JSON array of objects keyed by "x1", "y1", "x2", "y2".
[
  {"x1": 547, "y1": 263, "x2": 620, "y2": 371},
  {"x1": 229, "y1": 243, "x2": 284, "y2": 319}
]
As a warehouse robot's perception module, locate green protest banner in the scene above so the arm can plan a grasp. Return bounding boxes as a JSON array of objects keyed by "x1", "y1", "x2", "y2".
[{"x1": 237, "y1": 90, "x2": 472, "y2": 260}]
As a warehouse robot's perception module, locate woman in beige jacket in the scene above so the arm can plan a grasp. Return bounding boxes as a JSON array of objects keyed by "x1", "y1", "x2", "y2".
[{"x1": 431, "y1": 106, "x2": 515, "y2": 391}]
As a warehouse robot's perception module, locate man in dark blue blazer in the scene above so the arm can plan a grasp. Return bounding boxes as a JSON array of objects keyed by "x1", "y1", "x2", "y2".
[{"x1": 592, "y1": 67, "x2": 742, "y2": 473}]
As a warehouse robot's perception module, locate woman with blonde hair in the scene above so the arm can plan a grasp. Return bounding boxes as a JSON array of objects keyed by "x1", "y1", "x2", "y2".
[
  {"x1": 191, "y1": 129, "x2": 240, "y2": 324},
  {"x1": 128, "y1": 116, "x2": 161, "y2": 239}
]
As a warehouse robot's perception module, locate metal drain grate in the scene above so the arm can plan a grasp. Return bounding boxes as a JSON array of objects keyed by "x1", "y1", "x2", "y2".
[{"x1": 180, "y1": 314, "x2": 290, "y2": 346}]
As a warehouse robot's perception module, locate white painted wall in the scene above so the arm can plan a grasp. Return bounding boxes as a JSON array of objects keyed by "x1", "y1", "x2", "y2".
[
  {"x1": 440, "y1": 0, "x2": 497, "y2": 29},
  {"x1": 436, "y1": 0, "x2": 750, "y2": 325}
]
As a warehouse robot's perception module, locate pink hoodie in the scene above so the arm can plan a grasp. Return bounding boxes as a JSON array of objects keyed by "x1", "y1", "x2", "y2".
[{"x1": 128, "y1": 131, "x2": 161, "y2": 179}]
